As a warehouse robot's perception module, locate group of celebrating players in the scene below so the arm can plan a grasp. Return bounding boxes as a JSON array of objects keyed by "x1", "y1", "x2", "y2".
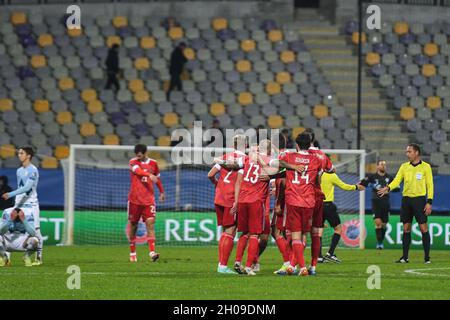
[{"x1": 209, "y1": 129, "x2": 366, "y2": 276}]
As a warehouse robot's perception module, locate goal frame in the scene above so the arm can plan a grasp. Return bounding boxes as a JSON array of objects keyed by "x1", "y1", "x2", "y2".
[{"x1": 64, "y1": 145, "x2": 366, "y2": 248}]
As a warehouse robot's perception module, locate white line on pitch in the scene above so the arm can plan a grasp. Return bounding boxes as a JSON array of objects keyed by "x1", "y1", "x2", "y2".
[{"x1": 404, "y1": 267, "x2": 450, "y2": 277}]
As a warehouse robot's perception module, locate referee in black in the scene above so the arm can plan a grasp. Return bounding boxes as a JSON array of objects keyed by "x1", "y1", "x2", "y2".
[
  {"x1": 378, "y1": 144, "x2": 434, "y2": 264},
  {"x1": 360, "y1": 160, "x2": 399, "y2": 250}
]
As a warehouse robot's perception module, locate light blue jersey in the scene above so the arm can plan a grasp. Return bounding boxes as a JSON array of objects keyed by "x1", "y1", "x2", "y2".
[
  {"x1": 8, "y1": 164, "x2": 39, "y2": 208},
  {"x1": 0, "y1": 208, "x2": 36, "y2": 237}
]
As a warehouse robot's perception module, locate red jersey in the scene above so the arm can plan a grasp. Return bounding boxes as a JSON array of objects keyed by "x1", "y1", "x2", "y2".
[
  {"x1": 128, "y1": 157, "x2": 160, "y2": 206},
  {"x1": 308, "y1": 147, "x2": 333, "y2": 173},
  {"x1": 237, "y1": 153, "x2": 271, "y2": 204},
  {"x1": 309, "y1": 147, "x2": 333, "y2": 197},
  {"x1": 275, "y1": 149, "x2": 288, "y2": 206},
  {"x1": 214, "y1": 150, "x2": 246, "y2": 207},
  {"x1": 280, "y1": 151, "x2": 322, "y2": 209}
]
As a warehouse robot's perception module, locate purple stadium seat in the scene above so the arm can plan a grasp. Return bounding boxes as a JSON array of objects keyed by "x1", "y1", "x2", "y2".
[
  {"x1": 110, "y1": 112, "x2": 127, "y2": 125},
  {"x1": 20, "y1": 34, "x2": 37, "y2": 48},
  {"x1": 371, "y1": 64, "x2": 386, "y2": 77},
  {"x1": 17, "y1": 66, "x2": 35, "y2": 80},
  {"x1": 260, "y1": 19, "x2": 278, "y2": 32},
  {"x1": 15, "y1": 24, "x2": 32, "y2": 37},
  {"x1": 217, "y1": 29, "x2": 235, "y2": 41},
  {"x1": 373, "y1": 42, "x2": 390, "y2": 55},
  {"x1": 414, "y1": 54, "x2": 430, "y2": 66},
  {"x1": 121, "y1": 101, "x2": 139, "y2": 115},
  {"x1": 286, "y1": 61, "x2": 301, "y2": 74},
  {"x1": 117, "y1": 26, "x2": 133, "y2": 38},
  {"x1": 133, "y1": 123, "x2": 149, "y2": 136},
  {"x1": 345, "y1": 21, "x2": 358, "y2": 35},
  {"x1": 400, "y1": 33, "x2": 416, "y2": 45}
]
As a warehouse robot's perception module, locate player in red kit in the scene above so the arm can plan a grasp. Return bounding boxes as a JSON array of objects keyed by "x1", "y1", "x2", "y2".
[
  {"x1": 233, "y1": 140, "x2": 272, "y2": 276},
  {"x1": 269, "y1": 133, "x2": 322, "y2": 276},
  {"x1": 208, "y1": 135, "x2": 247, "y2": 274},
  {"x1": 304, "y1": 128, "x2": 334, "y2": 274},
  {"x1": 128, "y1": 144, "x2": 165, "y2": 262},
  {"x1": 270, "y1": 133, "x2": 293, "y2": 274}
]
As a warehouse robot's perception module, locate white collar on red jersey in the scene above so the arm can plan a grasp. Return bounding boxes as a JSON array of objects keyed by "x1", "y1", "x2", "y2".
[
  {"x1": 309, "y1": 147, "x2": 319, "y2": 151},
  {"x1": 298, "y1": 151, "x2": 309, "y2": 155},
  {"x1": 234, "y1": 150, "x2": 246, "y2": 156}
]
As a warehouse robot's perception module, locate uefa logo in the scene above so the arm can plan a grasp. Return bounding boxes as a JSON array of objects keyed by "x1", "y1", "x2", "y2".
[
  {"x1": 125, "y1": 221, "x2": 148, "y2": 245},
  {"x1": 341, "y1": 219, "x2": 366, "y2": 247}
]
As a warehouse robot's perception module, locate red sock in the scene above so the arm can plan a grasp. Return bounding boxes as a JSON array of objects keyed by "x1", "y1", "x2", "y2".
[
  {"x1": 129, "y1": 239, "x2": 136, "y2": 254},
  {"x1": 218, "y1": 233, "x2": 225, "y2": 263},
  {"x1": 147, "y1": 237, "x2": 155, "y2": 253},
  {"x1": 275, "y1": 236, "x2": 290, "y2": 262},
  {"x1": 235, "y1": 234, "x2": 249, "y2": 263},
  {"x1": 220, "y1": 233, "x2": 234, "y2": 266},
  {"x1": 246, "y1": 236, "x2": 259, "y2": 268},
  {"x1": 292, "y1": 240, "x2": 305, "y2": 268},
  {"x1": 311, "y1": 234, "x2": 320, "y2": 267}
]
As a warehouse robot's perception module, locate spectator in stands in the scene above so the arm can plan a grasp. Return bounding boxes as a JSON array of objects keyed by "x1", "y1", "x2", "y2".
[
  {"x1": 0, "y1": 176, "x2": 14, "y2": 210},
  {"x1": 167, "y1": 42, "x2": 188, "y2": 100},
  {"x1": 105, "y1": 44, "x2": 120, "y2": 92}
]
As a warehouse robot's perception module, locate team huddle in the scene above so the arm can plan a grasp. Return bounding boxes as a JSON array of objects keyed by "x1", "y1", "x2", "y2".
[
  {"x1": 1, "y1": 134, "x2": 433, "y2": 269},
  {"x1": 209, "y1": 130, "x2": 364, "y2": 276}
]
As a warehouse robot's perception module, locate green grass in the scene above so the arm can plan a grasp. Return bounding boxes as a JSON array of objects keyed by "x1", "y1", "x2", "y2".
[{"x1": 1, "y1": 246, "x2": 450, "y2": 300}]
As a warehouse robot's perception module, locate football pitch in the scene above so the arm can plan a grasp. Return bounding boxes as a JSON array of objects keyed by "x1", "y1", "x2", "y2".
[{"x1": 1, "y1": 246, "x2": 449, "y2": 300}]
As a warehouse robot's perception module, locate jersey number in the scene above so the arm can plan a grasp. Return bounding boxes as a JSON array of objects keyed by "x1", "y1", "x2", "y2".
[
  {"x1": 244, "y1": 163, "x2": 260, "y2": 184},
  {"x1": 223, "y1": 171, "x2": 233, "y2": 184},
  {"x1": 292, "y1": 166, "x2": 309, "y2": 185}
]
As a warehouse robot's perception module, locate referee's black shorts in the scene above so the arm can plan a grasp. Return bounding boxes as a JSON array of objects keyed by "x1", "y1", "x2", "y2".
[
  {"x1": 372, "y1": 199, "x2": 390, "y2": 223},
  {"x1": 323, "y1": 202, "x2": 341, "y2": 228},
  {"x1": 400, "y1": 196, "x2": 427, "y2": 224}
]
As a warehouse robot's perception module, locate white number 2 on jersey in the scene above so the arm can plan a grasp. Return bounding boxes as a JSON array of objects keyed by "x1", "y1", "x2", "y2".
[
  {"x1": 292, "y1": 166, "x2": 309, "y2": 185},
  {"x1": 244, "y1": 163, "x2": 260, "y2": 184},
  {"x1": 223, "y1": 171, "x2": 233, "y2": 184}
]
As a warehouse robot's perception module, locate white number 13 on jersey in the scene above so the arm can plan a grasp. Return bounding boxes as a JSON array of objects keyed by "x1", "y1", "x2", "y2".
[{"x1": 292, "y1": 166, "x2": 309, "y2": 185}]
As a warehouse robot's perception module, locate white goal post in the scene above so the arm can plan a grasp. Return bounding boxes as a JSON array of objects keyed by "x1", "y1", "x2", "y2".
[{"x1": 63, "y1": 145, "x2": 368, "y2": 248}]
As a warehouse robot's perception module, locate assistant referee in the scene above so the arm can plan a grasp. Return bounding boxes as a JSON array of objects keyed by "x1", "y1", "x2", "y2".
[{"x1": 378, "y1": 143, "x2": 434, "y2": 264}]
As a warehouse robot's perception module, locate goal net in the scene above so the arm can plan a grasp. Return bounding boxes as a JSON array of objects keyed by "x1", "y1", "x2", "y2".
[{"x1": 62, "y1": 145, "x2": 370, "y2": 249}]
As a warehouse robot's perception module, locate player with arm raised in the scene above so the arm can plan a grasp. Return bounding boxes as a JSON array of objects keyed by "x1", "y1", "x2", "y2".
[
  {"x1": 0, "y1": 208, "x2": 39, "y2": 267},
  {"x1": 271, "y1": 133, "x2": 321, "y2": 276},
  {"x1": 1, "y1": 147, "x2": 42, "y2": 266},
  {"x1": 207, "y1": 134, "x2": 247, "y2": 274},
  {"x1": 128, "y1": 144, "x2": 164, "y2": 263},
  {"x1": 319, "y1": 172, "x2": 364, "y2": 264}
]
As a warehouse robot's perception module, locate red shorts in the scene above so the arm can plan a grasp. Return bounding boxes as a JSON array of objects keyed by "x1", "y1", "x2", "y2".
[
  {"x1": 128, "y1": 202, "x2": 156, "y2": 223},
  {"x1": 312, "y1": 194, "x2": 324, "y2": 228},
  {"x1": 215, "y1": 204, "x2": 236, "y2": 227},
  {"x1": 237, "y1": 201, "x2": 264, "y2": 234},
  {"x1": 286, "y1": 204, "x2": 313, "y2": 233}
]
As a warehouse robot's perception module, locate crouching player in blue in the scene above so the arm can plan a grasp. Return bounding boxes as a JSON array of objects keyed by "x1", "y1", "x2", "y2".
[{"x1": 0, "y1": 207, "x2": 39, "y2": 267}]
